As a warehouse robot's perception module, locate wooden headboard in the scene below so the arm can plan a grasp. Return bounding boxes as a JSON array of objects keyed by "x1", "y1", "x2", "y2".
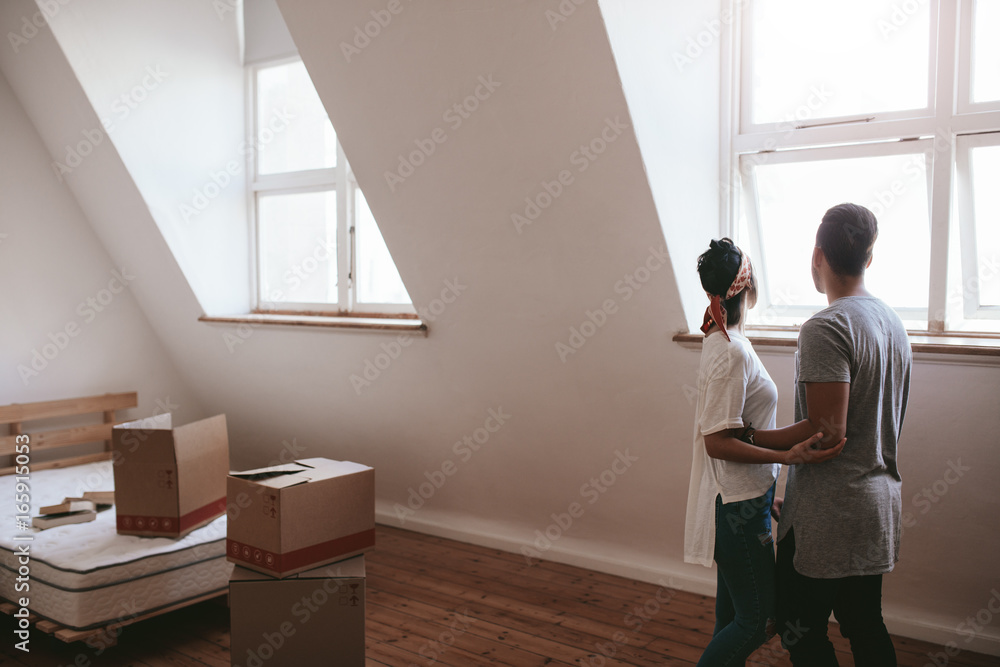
[{"x1": 0, "y1": 392, "x2": 138, "y2": 475}]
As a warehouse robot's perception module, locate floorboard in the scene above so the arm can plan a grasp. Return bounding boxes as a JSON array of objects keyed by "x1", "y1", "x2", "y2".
[{"x1": 0, "y1": 524, "x2": 996, "y2": 665}]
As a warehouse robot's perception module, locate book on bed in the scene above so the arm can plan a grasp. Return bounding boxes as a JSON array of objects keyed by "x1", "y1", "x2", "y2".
[
  {"x1": 33, "y1": 510, "x2": 98, "y2": 530},
  {"x1": 81, "y1": 491, "x2": 115, "y2": 506},
  {"x1": 39, "y1": 499, "x2": 97, "y2": 515}
]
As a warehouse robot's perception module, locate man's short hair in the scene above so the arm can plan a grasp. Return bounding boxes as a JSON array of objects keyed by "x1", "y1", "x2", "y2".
[{"x1": 817, "y1": 203, "x2": 878, "y2": 277}]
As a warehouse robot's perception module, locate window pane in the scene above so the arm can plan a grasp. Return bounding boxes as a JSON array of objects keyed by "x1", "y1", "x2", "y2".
[
  {"x1": 973, "y1": 1, "x2": 1000, "y2": 103},
  {"x1": 748, "y1": 152, "x2": 930, "y2": 319},
  {"x1": 971, "y1": 144, "x2": 1000, "y2": 306},
  {"x1": 750, "y1": 0, "x2": 929, "y2": 124},
  {"x1": 355, "y1": 188, "x2": 411, "y2": 304},
  {"x1": 256, "y1": 61, "x2": 337, "y2": 175},
  {"x1": 258, "y1": 191, "x2": 337, "y2": 305}
]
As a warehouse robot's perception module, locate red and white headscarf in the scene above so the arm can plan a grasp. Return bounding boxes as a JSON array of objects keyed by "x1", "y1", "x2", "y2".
[{"x1": 700, "y1": 249, "x2": 753, "y2": 342}]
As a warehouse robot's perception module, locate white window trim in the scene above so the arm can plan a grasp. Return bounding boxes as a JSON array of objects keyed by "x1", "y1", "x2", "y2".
[
  {"x1": 955, "y1": 131, "x2": 1000, "y2": 320},
  {"x1": 723, "y1": 0, "x2": 1000, "y2": 338},
  {"x1": 246, "y1": 56, "x2": 415, "y2": 318}
]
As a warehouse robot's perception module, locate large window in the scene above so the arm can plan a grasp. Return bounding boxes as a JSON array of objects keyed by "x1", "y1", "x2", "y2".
[
  {"x1": 249, "y1": 58, "x2": 413, "y2": 315},
  {"x1": 729, "y1": 0, "x2": 1000, "y2": 334}
]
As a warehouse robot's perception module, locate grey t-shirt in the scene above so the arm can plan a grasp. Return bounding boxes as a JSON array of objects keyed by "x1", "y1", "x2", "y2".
[{"x1": 777, "y1": 296, "x2": 912, "y2": 578}]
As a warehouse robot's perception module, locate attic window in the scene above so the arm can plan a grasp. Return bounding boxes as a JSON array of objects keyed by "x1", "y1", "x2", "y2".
[
  {"x1": 249, "y1": 58, "x2": 415, "y2": 317},
  {"x1": 727, "y1": 0, "x2": 1000, "y2": 335}
]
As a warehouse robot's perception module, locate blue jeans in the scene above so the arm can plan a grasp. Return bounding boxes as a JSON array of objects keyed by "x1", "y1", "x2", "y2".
[{"x1": 697, "y1": 485, "x2": 776, "y2": 667}]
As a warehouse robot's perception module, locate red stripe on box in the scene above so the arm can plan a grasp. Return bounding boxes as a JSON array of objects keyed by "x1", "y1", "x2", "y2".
[
  {"x1": 117, "y1": 496, "x2": 226, "y2": 536},
  {"x1": 227, "y1": 529, "x2": 375, "y2": 574},
  {"x1": 179, "y1": 497, "x2": 227, "y2": 532}
]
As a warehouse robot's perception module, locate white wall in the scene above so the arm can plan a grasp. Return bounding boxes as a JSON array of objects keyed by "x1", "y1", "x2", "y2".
[
  {"x1": 1, "y1": 0, "x2": 997, "y2": 656},
  {"x1": 599, "y1": 0, "x2": 726, "y2": 334},
  {"x1": 0, "y1": 68, "x2": 204, "y2": 427},
  {"x1": 271, "y1": 0, "x2": 695, "y2": 571},
  {"x1": 44, "y1": 0, "x2": 251, "y2": 316}
]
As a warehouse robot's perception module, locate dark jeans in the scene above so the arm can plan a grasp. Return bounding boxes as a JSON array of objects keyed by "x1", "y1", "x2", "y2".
[
  {"x1": 776, "y1": 528, "x2": 897, "y2": 667},
  {"x1": 697, "y1": 485, "x2": 776, "y2": 667}
]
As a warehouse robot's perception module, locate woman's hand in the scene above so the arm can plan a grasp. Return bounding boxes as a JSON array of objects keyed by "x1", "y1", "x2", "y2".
[{"x1": 783, "y1": 432, "x2": 845, "y2": 465}]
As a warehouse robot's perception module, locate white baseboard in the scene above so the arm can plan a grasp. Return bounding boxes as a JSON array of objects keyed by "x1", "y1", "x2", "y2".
[{"x1": 375, "y1": 506, "x2": 1000, "y2": 658}]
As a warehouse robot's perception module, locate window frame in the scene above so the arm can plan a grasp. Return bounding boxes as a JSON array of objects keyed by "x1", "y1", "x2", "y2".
[
  {"x1": 955, "y1": 132, "x2": 1000, "y2": 320},
  {"x1": 738, "y1": 139, "x2": 935, "y2": 326},
  {"x1": 247, "y1": 56, "x2": 415, "y2": 318},
  {"x1": 726, "y1": 0, "x2": 1000, "y2": 335}
]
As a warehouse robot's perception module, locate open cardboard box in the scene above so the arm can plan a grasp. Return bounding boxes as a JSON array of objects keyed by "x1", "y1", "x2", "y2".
[
  {"x1": 112, "y1": 413, "x2": 229, "y2": 538},
  {"x1": 227, "y1": 458, "x2": 374, "y2": 578},
  {"x1": 229, "y1": 555, "x2": 365, "y2": 666}
]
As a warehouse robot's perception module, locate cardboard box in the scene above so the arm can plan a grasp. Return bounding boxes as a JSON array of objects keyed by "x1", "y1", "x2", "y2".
[
  {"x1": 229, "y1": 556, "x2": 365, "y2": 667},
  {"x1": 112, "y1": 413, "x2": 229, "y2": 538},
  {"x1": 227, "y1": 458, "x2": 374, "y2": 578}
]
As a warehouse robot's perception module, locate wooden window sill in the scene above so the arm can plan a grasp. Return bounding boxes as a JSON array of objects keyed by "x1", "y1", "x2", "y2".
[
  {"x1": 199, "y1": 313, "x2": 428, "y2": 335},
  {"x1": 673, "y1": 327, "x2": 1000, "y2": 364}
]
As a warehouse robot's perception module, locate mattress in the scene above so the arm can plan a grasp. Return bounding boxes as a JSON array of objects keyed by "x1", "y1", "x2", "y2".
[{"x1": 0, "y1": 460, "x2": 233, "y2": 630}]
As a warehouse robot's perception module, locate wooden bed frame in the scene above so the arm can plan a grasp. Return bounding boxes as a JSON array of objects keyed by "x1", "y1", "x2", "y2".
[
  {"x1": 0, "y1": 392, "x2": 226, "y2": 647},
  {"x1": 0, "y1": 391, "x2": 137, "y2": 474}
]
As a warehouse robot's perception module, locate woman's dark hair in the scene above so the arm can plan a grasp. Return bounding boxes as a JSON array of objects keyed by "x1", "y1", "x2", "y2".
[
  {"x1": 697, "y1": 238, "x2": 754, "y2": 327},
  {"x1": 817, "y1": 203, "x2": 878, "y2": 276}
]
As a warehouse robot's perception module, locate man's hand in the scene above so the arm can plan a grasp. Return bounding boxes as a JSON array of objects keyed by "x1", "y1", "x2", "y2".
[
  {"x1": 771, "y1": 496, "x2": 783, "y2": 521},
  {"x1": 784, "y1": 432, "x2": 846, "y2": 465}
]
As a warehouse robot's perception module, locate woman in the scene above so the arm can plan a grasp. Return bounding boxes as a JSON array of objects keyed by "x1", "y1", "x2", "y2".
[{"x1": 683, "y1": 239, "x2": 844, "y2": 666}]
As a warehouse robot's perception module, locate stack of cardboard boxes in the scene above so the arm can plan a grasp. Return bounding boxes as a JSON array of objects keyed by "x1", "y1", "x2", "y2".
[
  {"x1": 226, "y1": 458, "x2": 375, "y2": 666},
  {"x1": 112, "y1": 416, "x2": 374, "y2": 665}
]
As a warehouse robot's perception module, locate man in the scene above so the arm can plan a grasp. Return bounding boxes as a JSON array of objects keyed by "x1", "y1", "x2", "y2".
[{"x1": 753, "y1": 203, "x2": 912, "y2": 665}]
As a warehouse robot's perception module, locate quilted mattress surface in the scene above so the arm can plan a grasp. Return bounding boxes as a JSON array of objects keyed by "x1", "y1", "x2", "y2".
[{"x1": 0, "y1": 460, "x2": 232, "y2": 630}]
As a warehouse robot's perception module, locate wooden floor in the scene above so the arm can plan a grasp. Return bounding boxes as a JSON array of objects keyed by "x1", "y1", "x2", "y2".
[{"x1": 2, "y1": 524, "x2": 997, "y2": 666}]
